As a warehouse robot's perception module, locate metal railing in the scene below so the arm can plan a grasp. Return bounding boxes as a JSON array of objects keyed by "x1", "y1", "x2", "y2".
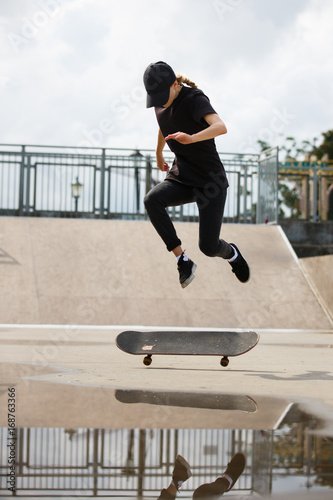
[
  {"x1": 2, "y1": 143, "x2": 333, "y2": 223},
  {"x1": 0, "y1": 143, "x2": 269, "y2": 224}
]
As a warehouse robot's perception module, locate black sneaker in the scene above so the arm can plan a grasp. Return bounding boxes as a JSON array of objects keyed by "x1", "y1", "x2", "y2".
[
  {"x1": 177, "y1": 253, "x2": 197, "y2": 288},
  {"x1": 223, "y1": 452, "x2": 246, "y2": 491},
  {"x1": 228, "y1": 244, "x2": 250, "y2": 283},
  {"x1": 172, "y1": 455, "x2": 192, "y2": 490}
]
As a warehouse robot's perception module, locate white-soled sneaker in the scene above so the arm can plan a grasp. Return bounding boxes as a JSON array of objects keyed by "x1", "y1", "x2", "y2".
[
  {"x1": 177, "y1": 253, "x2": 197, "y2": 288},
  {"x1": 228, "y1": 244, "x2": 250, "y2": 283}
]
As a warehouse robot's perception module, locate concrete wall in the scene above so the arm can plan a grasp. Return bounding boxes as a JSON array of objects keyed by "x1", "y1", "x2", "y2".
[
  {"x1": 280, "y1": 220, "x2": 333, "y2": 257},
  {"x1": 0, "y1": 217, "x2": 331, "y2": 329}
]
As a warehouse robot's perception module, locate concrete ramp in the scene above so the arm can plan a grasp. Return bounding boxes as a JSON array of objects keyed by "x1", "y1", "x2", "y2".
[{"x1": 0, "y1": 217, "x2": 331, "y2": 329}]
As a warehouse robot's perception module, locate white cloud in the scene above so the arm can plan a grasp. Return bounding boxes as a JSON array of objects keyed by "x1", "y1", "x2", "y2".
[{"x1": 0, "y1": 0, "x2": 332, "y2": 153}]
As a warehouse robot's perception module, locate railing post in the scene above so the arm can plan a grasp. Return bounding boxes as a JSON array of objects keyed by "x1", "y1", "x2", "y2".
[
  {"x1": 237, "y1": 171, "x2": 241, "y2": 223},
  {"x1": 100, "y1": 148, "x2": 106, "y2": 218},
  {"x1": 301, "y1": 176, "x2": 309, "y2": 220},
  {"x1": 18, "y1": 145, "x2": 26, "y2": 216},
  {"x1": 243, "y1": 165, "x2": 248, "y2": 223},
  {"x1": 138, "y1": 429, "x2": 146, "y2": 498},
  {"x1": 93, "y1": 429, "x2": 99, "y2": 495},
  {"x1": 145, "y1": 154, "x2": 152, "y2": 195},
  {"x1": 321, "y1": 175, "x2": 328, "y2": 221},
  {"x1": 25, "y1": 154, "x2": 31, "y2": 216},
  {"x1": 312, "y1": 165, "x2": 318, "y2": 222},
  {"x1": 256, "y1": 160, "x2": 260, "y2": 224},
  {"x1": 274, "y1": 147, "x2": 279, "y2": 223}
]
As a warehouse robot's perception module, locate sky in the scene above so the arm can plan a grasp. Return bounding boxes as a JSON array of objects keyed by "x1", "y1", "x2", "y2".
[{"x1": 0, "y1": 0, "x2": 332, "y2": 156}]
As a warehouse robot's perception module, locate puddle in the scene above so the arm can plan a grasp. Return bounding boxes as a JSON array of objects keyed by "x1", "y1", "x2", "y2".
[{"x1": 1, "y1": 388, "x2": 333, "y2": 498}]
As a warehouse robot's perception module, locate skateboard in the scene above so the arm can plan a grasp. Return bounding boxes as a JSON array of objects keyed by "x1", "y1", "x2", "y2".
[
  {"x1": 115, "y1": 389, "x2": 258, "y2": 413},
  {"x1": 116, "y1": 330, "x2": 259, "y2": 367}
]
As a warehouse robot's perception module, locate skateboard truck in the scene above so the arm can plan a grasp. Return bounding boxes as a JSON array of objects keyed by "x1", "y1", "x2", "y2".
[{"x1": 144, "y1": 354, "x2": 229, "y2": 367}]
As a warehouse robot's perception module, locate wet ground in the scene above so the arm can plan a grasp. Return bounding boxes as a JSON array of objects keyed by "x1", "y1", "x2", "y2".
[
  {"x1": 1, "y1": 325, "x2": 333, "y2": 498},
  {"x1": 0, "y1": 398, "x2": 332, "y2": 499}
]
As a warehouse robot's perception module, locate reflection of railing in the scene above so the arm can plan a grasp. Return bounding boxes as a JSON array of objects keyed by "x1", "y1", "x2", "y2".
[
  {"x1": 0, "y1": 427, "x2": 252, "y2": 497},
  {"x1": 1, "y1": 411, "x2": 332, "y2": 496},
  {"x1": 0, "y1": 143, "x2": 268, "y2": 223}
]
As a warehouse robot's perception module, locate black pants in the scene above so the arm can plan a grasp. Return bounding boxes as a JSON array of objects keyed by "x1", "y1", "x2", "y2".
[{"x1": 144, "y1": 180, "x2": 233, "y2": 259}]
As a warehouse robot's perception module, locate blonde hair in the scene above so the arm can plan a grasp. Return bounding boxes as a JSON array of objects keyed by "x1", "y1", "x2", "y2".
[{"x1": 176, "y1": 74, "x2": 198, "y2": 88}]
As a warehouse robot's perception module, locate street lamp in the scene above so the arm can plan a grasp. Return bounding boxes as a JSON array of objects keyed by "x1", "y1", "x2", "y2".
[{"x1": 71, "y1": 176, "x2": 83, "y2": 213}]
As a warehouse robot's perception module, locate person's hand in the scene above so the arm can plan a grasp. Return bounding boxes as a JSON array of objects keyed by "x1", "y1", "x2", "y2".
[
  {"x1": 165, "y1": 132, "x2": 194, "y2": 144},
  {"x1": 156, "y1": 153, "x2": 170, "y2": 172}
]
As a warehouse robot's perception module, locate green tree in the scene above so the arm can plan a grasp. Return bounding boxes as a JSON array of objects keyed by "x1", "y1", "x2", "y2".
[
  {"x1": 257, "y1": 139, "x2": 271, "y2": 153},
  {"x1": 280, "y1": 136, "x2": 318, "y2": 161},
  {"x1": 311, "y1": 129, "x2": 333, "y2": 160},
  {"x1": 279, "y1": 183, "x2": 301, "y2": 219},
  {"x1": 257, "y1": 129, "x2": 333, "y2": 161},
  {"x1": 257, "y1": 131, "x2": 333, "y2": 220}
]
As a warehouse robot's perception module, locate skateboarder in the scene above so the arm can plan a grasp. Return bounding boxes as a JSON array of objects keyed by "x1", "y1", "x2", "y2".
[
  {"x1": 143, "y1": 61, "x2": 250, "y2": 288},
  {"x1": 157, "y1": 452, "x2": 246, "y2": 499}
]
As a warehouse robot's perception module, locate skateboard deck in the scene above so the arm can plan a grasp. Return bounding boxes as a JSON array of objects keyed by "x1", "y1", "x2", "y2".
[
  {"x1": 116, "y1": 330, "x2": 259, "y2": 367},
  {"x1": 115, "y1": 389, "x2": 258, "y2": 413}
]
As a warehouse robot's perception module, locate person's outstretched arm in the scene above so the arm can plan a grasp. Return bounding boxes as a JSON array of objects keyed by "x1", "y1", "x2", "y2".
[{"x1": 165, "y1": 113, "x2": 227, "y2": 144}]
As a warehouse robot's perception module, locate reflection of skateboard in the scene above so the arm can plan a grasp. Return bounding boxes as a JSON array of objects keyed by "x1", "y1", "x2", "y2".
[
  {"x1": 115, "y1": 390, "x2": 258, "y2": 413},
  {"x1": 116, "y1": 330, "x2": 259, "y2": 367}
]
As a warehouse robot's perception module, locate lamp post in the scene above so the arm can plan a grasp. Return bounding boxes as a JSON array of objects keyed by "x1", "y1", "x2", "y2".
[
  {"x1": 130, "y1": 149, "x2": 143, "y2": 214},
  {"x1": 71, "y1": 176, "x2": 83, "y2": 214}
]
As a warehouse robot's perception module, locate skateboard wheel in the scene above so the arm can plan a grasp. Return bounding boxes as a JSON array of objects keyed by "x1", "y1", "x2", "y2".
[
  {"x1": 220, "y1": 356, "x2": 229, "y2": 367},
  {"x1": 143, "y1": 355, "x2": 152, "y2": 366}
]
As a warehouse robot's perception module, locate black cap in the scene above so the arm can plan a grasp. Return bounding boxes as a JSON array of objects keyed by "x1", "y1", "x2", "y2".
[{"x1": 143, "y1": 61, "x2": 176, "y2": 108}]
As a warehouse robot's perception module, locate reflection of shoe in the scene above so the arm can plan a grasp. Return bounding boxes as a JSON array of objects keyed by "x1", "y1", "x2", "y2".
[
  {"x1": 177, "y1": 253, "x2": 197, "y2": 288},
  {"x1": 228, "y1": 244, "x2": 250, "y2": 283},
  {"x1": 172, "y1": 455, "x2": 192, "y2": 490},
  {"x1": 223, "y1": 452, "x2": 246, "y2": 491}
]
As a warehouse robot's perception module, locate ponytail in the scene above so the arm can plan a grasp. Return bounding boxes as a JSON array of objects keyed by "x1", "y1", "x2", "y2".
[{"x1": 176, "y1": 74, "x2": 198, "y2": 88}]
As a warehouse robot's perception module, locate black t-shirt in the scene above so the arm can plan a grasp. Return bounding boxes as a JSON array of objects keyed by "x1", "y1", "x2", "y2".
[{"x1": 155, "y1": 86, "x2": 228, "y2": 188}]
